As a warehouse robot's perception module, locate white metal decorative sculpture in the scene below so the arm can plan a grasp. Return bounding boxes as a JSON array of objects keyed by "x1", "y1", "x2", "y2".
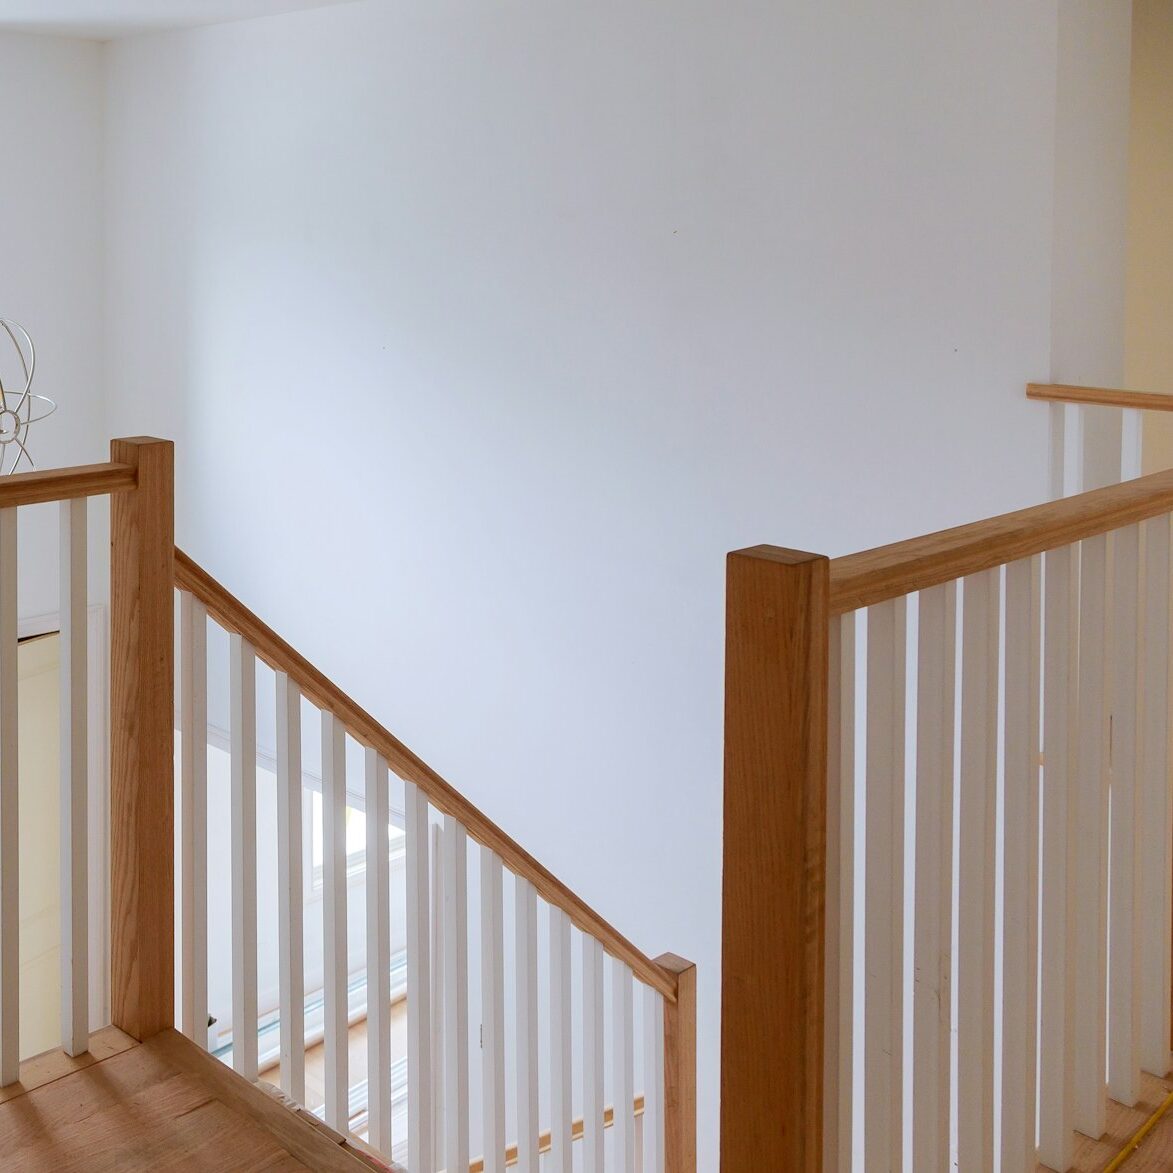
[{"x1": 0, "y1": 320, "x2": 55, "y2": 475}]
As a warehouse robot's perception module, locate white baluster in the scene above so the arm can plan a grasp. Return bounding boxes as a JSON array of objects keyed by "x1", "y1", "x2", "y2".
[
  {"x1": 366, "y1": 748, "x2": 392, "y2": 1155},
  {"x1": 1039, "y1": 544, "x2": 1077, "y2": 1170},
  {"x1": 1065, "y1": 404, "x2": 1086, "y2": 497},
  {"x1": 612, "y1": 958, "x2": 635, "y2": 1173},
  {"x1": 59, "y1": 499, "x2": 88, "y2": 1057},
  {"x1": 912, "y1": 582, "x2": 956, "y2": 1171},
  {"x1": 1140, "y1": 516, "x2": 1172, "y2": 1077},
  {"x1": 405, "y1": 780, "x2": 433, "y2": 1173},
  {"x1": 322, "y1": 710, "x2": 348, "y2": 1129},
  {"x1": 549, "y1": 906, "x2": 572, "y2": 1173},
  {"x1": 0, "y1": 508, "x2": 17, "y2": 1085},
  {"x1": 1049, "y1": 402, "x2": 1067, "y2": 500},
  {"x1": 825, "y1": 611, "x2": 855, "y2": 1171},
  {"x1": 515, "y1": 876, "x2": 539, "y2": 1173},
  {"x1": 443, "y1": 815, "x2": 469, "y2": 1172},
  {"x1": 1074, "y1": 534, "x2": 1109, "y2": 1138},
  {"x1": 276, "y1": 672, "x2": 304, "y2": 1099},
  {"x1": 958, "y1": 569, "x2": 999, "y2": 1171},
  {"x1": 1109, "y1": 526, "x2": 1142, "y2": 1105},
  {"x1": 230, "y1": 633, "x2": 258, "y2": 1080},
  {"x1": 642, "y1": 984, "x2": 665, "y2": 1173},
  {"x1": 180, "y1": 592, "x2": 208, "y2": 1050},
  {"x1": 583, "y1": 934, "x2": 605, "y2": 1173},
  {"x1": 1001, "y1": 558, "x2": 1041, "y2": 1168},
  {"x1": 480, "y1": 848, "x2": 505, "y2": 1173},
  {"x1": 1121, "y1": 408, "x2": 1143, "y2": 481},
  {"x1": 864, "y1": 597, "x2": 906, "y2": 1171},
  {"x1": 430, "y1": 821, "x2": 445, "y2": 1161}
]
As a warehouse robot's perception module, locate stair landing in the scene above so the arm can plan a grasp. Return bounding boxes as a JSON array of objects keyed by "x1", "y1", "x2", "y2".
[
  {"x1": 1036, "y1": 1071, "x2": 1173, "y2": 1172},
  {"x1": 0, "y1": 1027, "x2": 388, "y2": 1171}
]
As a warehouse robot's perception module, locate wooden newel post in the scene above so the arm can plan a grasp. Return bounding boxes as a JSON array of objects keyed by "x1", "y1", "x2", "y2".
[
  {"x1": 110, "y1": 437, "x2": 175, "y2": 1040},
  {"x1": 656, "y1": 952, "x2": 697, "y2": 1173},
  {"x1": 721, "y1": 546, "x2": 829, "y2": 1172}
]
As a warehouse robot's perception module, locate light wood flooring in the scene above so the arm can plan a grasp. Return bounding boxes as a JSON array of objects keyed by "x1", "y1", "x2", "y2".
[
  {"x1": 0, "y1": 1027, "x2": 384, "y2": 1171},
  {"x1": 1035, "y1": 1071, "x2": 1173, "y2": 1172},
  {"x1": 9, "y1": 1012, "x2": 1170, "y2": 1172}
]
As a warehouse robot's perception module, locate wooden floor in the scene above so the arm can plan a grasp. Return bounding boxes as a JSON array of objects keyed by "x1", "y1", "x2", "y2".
[
  {"x1": 1114, "y1": 1092, "x2": 1173, "y2": 1171},
  {"x1": 0, "y1": 1027, "x2": 387, "y2": 1171},
  {"x1": 12, "y1": 1015, "x2": 1171, "y2": 1173},
  {"x1": 1035, "y1": 1072, "x2": 1173, "y2": 1173}
]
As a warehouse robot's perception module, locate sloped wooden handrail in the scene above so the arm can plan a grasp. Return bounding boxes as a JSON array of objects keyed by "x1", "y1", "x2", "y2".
[
  {"x1": 0, "y1": 460, "x2": 135, "y2": 508},
  {"x1": 830, "y1": 467, "x2": 1173, "y2": 614},
  {"x1": 174, "y1": 547, "x2": 677, "y2": 1003},
  {"x1": 1027, "y1": 382, "x2": 1173, "y2": 412}
]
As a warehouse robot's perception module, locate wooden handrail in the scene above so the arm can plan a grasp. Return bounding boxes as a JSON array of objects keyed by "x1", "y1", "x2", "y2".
[
  {"x1": 174, "y1": 548, "x2": 677, "y2": 1003},
  {"x1": 0, "y1": 460, "x2": 135, "y2": 508},
  {"x1": 1027, "y1": 382, "x2": 1173, "y2": 412},
  {"x1": 829, "y1": 467, "x2": 1173, "y2": 614}
]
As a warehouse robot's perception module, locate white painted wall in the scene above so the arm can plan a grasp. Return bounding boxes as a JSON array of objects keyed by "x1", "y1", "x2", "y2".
[
  {"x1": 99, "y1": 4, "x2": 1073, "y2": 1161},
  {"x1": 0, "y1": 32, "x2": 109, "y2": 618},
  {"x1": 1128, "y1": 0, "x2": 1173, "y2": 472},
  {"x1": 1050, "y1": 0, "x2": 1134, "y2": 489}
]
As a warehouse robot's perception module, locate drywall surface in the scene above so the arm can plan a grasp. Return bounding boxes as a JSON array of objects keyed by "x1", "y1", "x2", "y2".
[
  {"x1": 1050, "y1": 0, "x2": 1133, "y2": 488},
  {"x1": 103, "y1": 2, "x2": 1068, "y2": 1160},
  {"x1": 1128, "y1": 1, "x2": 1173, "y2": 471},
  {"x1": 0, "y1": 32, "x2": 108, "y2": 616}
]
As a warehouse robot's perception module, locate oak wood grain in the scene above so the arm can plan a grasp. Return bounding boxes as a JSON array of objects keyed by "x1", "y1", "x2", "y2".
[
  {"x1": 0, "y1": 461, "x2": 135, "y2": 509},
  {"x1": 110, "y1": 438, "x2": 175, "y2": 1040},
  {"x1": 0, "y1": 1027, "x2": 136, "y2": 1106},
  {"x1": 149, "y1": 1030, "x2": 377, "y2": 1172},
  {"x1": 658, "y1": 952, "x2": 697, "y2": 1173},
  {"x1": 1028, "y1": 382, "x2": 1173, "y2": 412},
  {"x1": 0, "y1": 1029, "x2": 375, "y2": 1171},
  {"x1": 174, "y1": 547, "x2": 676, "y2": 1003},
  {"x1": 722, "y1": 546, "x2": 828, "y2": 1172},
  {"x1": 830, "y1": 469, "x2": 1173, "y2": 613}
]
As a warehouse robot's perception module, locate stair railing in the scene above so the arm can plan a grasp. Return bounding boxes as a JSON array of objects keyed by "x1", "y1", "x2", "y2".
[
  {"x1": 173, "y1": 543, "x2": 697, "y2": 1172},
  {"x1": 0, "y1": 438, "x2": 171, "y2": 1085},
  {"x1": 724, "y1": 469, "x2": 1173, "y2": 1170},
  {"x1": 1027, "y1": 381, "x2": 1173, "y2": 496},
  {"x1": 0, "y1": 434, "x2": 698, "y2": 1169}
]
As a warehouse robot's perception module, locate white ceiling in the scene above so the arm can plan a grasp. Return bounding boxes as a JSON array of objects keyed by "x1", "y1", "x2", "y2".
[{"x1": 0, "y1": 0, "x2": 358, "y2": 39}]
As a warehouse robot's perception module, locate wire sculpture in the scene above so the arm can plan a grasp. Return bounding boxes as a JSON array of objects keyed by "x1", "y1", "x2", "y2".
[{"x1": 0, "y1": 320, "x2": 55, "y2": 475}]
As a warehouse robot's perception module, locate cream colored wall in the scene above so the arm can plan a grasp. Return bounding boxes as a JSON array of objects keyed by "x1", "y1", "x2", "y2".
[
  {"x1": 1129, "y1": 1, "x2": 1173, "y2": 471},
  {"x1": 18, "y1": 633, "x2": 59, "y2": 1060}
]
